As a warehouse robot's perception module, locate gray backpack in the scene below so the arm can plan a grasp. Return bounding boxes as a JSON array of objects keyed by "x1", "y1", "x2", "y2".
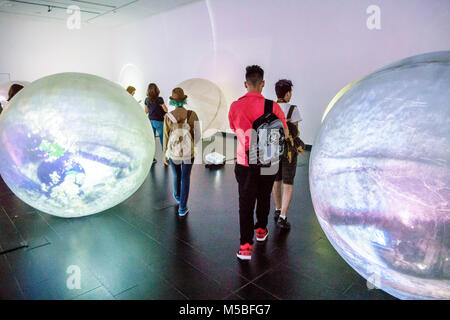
[
  {"x1": 165, "y1": 111, "x2": 193, "y2": 161},
  {"x1": 247, "y1": 99, "x2": 285, "y2": 167}
]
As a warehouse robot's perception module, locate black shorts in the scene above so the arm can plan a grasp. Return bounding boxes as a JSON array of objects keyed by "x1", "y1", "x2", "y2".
[{"x1": 275, "y1": 155, "x2": 297, "y2": 185}]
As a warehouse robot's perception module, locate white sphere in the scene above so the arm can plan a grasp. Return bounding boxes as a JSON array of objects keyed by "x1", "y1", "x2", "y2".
[{"x1": 177, "y1": 78, "x2": 227, "y2": 137}]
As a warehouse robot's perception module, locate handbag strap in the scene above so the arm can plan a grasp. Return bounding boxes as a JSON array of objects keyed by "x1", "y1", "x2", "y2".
[
  {"x1": 287, "y1": 105, "x2": 296, "y2": 122},
  {"x1": 185, "y1": 110, "x2": 192, "y2": 124},
  {"x1": 264, "y1": 99, "x2": 273, "y2": 115},
  {"x1": 166, "y1": 112, "x2": 177, "y2": 123}
]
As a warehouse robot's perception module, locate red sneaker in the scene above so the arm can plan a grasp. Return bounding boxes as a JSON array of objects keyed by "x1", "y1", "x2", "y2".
[
  {"x1": 255, "y1": 228, "x2": 269, "y2": 242},
  {"x1": 236, "y1": 243, "x2": 252, "y2": 260}
]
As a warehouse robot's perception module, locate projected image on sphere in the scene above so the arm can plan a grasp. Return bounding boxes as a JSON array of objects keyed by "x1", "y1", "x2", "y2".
[
  {"x1": 309, "y1": 51, "x2": 450, "y2": 300},
  {"x1": 0, "y1": 73, "x2": 155, "y2": 218}
]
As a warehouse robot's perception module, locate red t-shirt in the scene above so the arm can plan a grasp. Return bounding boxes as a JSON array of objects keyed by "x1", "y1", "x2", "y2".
[{"x1": 228, "y1": 92, "x2": 288, "y2": 166}]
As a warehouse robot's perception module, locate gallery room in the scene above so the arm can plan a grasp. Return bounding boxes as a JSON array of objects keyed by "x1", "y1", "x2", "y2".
[{"x1": 0, "y1": 0, "x2": 448, "y2": 306}]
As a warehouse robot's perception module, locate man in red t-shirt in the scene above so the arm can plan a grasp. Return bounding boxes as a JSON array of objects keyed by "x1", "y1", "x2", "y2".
[{"x1": 229, "y1": 65, "x2": 288, "y2": 261}]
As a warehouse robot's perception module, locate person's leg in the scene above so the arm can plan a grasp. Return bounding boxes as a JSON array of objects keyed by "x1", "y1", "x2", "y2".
[
  {"x1": 255, "y1": 169, "x2": 277, "y2": 231},
  {"x1": 150, "y1": 120, "x2": 158, "y2": 141},
  {"x1": 235, "y1": 165, "x2": 257, "y2": 245},
  {"x1": 272, "y1": 161, "x2": 283, "y2": 220},
  {"x1": 150, "y1": 120, "x2": 159, "y2": 163},
  {"x1": 280, "y1": 156, "x2": 297, "y2": 219},
  {"x1": 276, "y1": 157, "x2": 297, "y2": 229},
  {"x1": 276, "y1": 182, "x2": 293, "y2": 230},
  {"x1": 155, "y1": 121, "x2": 164, "y2": 151},
  {"x1": 272, "y1": 180, "x2": 282, "y2": 211},
  {"x1": 280, "y1": 184, "x2": 293, "y2": 218},
  {"x1": 179, "y1": 160, "x2": 193, "y2": 211},
  {"x1": 169, "y1": 159, "x2": 181, "y2": 200}
]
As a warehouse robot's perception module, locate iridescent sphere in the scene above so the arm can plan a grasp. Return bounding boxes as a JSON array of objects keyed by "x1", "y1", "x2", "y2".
[
  {"x1": 0, "y1": 73, "x2": 155, "y2": 218},
  {"x1": 309, "y1": 52, "x2": 450, "y2": 299}
]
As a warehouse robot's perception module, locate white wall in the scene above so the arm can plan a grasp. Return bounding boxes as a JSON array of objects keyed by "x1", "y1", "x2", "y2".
[
  {"x1": 111, "y1": 0, "x2": 215, "y2": 108},
  {"x1": 0, "y1": 13, "x2": 113, "y2": 82},
  {"x1": 111, "y1": 0, "x2": 450, "y2": 144},
  {"x1": 1, "y1": 0, "x2": 449, "y2": 144}
]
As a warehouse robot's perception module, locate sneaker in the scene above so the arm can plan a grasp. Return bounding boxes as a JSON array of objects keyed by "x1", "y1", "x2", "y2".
[
  {"x1": 274, "y1": 209, "x2": 281, "y2": 221},
  {"x1": 277, "y1": 216, "x2": 291, "y2": 230},
  {"x1": 255, "y1": 228, "x2": 269, "y2": 242},
  {"x1": 152, "y1": 158, "x2": 157, "y2": 164},
  {"x1": 178, "y1": 207, "x2": 189, "y2": 217},
  {"x1": 173, "y1": 193, "x2": 180, "y2": 204},
  {"x1": 236, "y1": 243, "x2": 252, "y2": 260}
]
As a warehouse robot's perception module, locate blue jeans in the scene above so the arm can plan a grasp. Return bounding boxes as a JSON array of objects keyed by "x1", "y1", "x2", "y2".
[
  {"x1": 150, "y1": 120, "x2": 164, "y2": 150},
  {"x1": 169, "y1": 159, "x2": 194, "y2": 210}
]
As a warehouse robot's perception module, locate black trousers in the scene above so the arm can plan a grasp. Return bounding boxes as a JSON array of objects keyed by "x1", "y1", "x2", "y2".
[{"x1": 235, "y1": 164, "x2": 277, "y2": 245}]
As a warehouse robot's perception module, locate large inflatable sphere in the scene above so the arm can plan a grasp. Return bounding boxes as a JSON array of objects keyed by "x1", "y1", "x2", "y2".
[
  {"x1": 309, "y1": 51, "x2": 450, "y2": 299},
  {"x1": 177, "y1": 78, "x2": 228, "y2": 137},
  {"x1": 0, "y1": 73, "x2": 155, "y2": 218}
]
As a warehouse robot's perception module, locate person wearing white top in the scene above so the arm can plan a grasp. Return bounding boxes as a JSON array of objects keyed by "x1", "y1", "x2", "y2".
[{"x1": 272, "y1": 79, "x2": 302, "y2": 230}]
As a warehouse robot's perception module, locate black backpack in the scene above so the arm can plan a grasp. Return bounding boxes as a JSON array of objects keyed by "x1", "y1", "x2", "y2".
[
  {"x1": 247, "y1": 99, "x2": 286, "y2": 167},
  {"x1": 284, "y1": 105, "x2": 306, "y2": 162}
]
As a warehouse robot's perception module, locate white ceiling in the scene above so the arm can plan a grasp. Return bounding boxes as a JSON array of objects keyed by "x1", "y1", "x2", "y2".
[{"x1": 0, "y1": 0, "x2": 202, "y2": 26}]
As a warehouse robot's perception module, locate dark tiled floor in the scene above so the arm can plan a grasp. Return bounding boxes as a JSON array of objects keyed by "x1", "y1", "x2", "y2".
[{"x1": 0, "y1": 136, "x2": 395, "y2": 300}]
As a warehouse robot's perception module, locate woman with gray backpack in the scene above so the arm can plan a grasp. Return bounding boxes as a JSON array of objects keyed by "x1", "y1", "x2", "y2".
[{"x1": 163, "y1": 87, "x2": 200, "y2": 216}]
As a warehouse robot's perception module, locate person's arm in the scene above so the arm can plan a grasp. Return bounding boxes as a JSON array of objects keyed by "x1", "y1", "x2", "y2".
[
  {"x1": 162, "y1": 115, "x2": 170, "y2": 163},
  {"x1": 292, "y1": 121, "x2": 305, "y2": 155},
  {"x1": 145, "y1": 98, "x2": 149, "y2": 114},
  {"x1": 159, "y1": 97, "x2": 168, "y2": 113}
]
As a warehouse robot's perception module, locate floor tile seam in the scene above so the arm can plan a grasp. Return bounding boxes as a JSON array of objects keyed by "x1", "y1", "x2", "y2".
[
  {"x1": 283, "y1": 260, "x2": 353, "y2": 294},
  {"x1": 148, "y1": 258, "x2": 234, "y2": 300},
  {"x1": 231, "y1": 280, "x2": 281, "y2": 301},
  {"x1": 38, "y1": 215, "x2": 119, "y2": 298},
  {"x1": 69, "y1": 285, "x2": 104, "y2": 300},
  {"x1": 114, "y1": 212, "x2": 222, "y2": 273}
]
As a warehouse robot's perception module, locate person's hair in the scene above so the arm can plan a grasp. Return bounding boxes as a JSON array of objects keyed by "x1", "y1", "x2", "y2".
[
  {"x1": 245, "y1": 65, "x2": 264, "y2": 87},
  {"x1": 147, "y1": 83, "x2": 160, "y2": 104},
  {"x1": 7, "y1": 84, "x2": 24, "y2": 101},
  {"x1": 126, "y1": 86, "x2": 136, "y2": 95},
  {"x1": 275, "y1": 79, "x2": 293, "y2": 100}
]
